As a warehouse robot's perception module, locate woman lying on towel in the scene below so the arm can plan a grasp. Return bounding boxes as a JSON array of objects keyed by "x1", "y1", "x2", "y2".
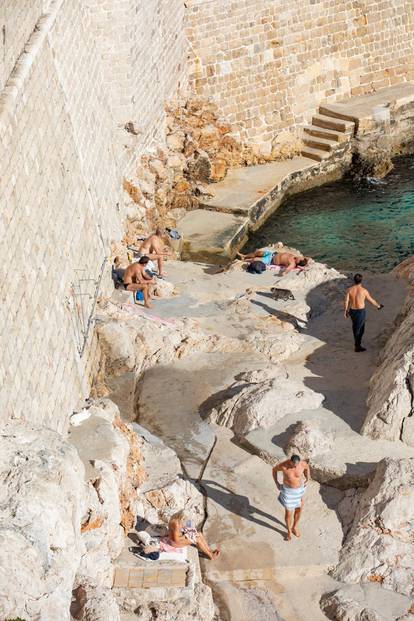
[{"x1": 160, "y1": 510, "x2": 220, "y2": 560}]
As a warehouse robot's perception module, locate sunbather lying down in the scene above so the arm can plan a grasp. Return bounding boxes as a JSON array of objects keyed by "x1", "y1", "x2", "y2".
[
  {"x1": 237, "y1": 249, "x2": 309, "y2": 275},
  {"x1": 164, "y1": 511, "x2": 220, "y2": 560}
]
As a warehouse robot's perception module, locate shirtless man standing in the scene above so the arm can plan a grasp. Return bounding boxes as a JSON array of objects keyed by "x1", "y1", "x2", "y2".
[
  {"x1": 237, "y1": 249, "x2": 309, "y2": 274},
  {"x1": 272, "y1": 455, "x2": 310, "y2": 541},
  {"x1": 123, "y1": 256, "x2": 154, "y2": 308},
  {"x1": 139, "y1": 228, "x2": 171, "y2": 277},
  {"x1": 344, "y1": 273, "x2": 383, "y2": 352}
]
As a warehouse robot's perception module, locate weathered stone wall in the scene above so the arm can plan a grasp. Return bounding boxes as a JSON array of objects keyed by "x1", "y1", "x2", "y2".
[
  {"x1": 0, "y1": 0, "x2": 187, "y2": 432},
  {"x1": 186, "y1": 0, "x2": 414, "y2": 150}
]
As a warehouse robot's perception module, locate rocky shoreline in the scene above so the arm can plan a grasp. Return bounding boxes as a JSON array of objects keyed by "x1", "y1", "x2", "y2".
[{"x1": 2, "y1": 250, "x2": 414, "y2": 621}]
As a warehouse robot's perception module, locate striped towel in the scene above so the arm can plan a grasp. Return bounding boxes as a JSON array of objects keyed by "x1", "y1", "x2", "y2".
[{"x1": 278, "y1": 485, "x2": 305, "y2": 510}]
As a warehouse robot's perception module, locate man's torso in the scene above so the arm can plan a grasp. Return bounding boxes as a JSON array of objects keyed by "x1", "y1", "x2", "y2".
[
  {"x1": 274, "y1": 252, "x2": 291, "y2": 267},
  {"x1": 124, "y1": 263, "x2": 142, "y2": 284},
  {"x1": 282, "y1": 462, "x2": 305, "y2": 488},
  {"x1": 348, "y1": 285, "x2": 367, "y2": 309}
]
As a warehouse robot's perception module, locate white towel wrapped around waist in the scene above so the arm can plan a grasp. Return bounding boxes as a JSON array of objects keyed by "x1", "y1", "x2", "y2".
[{"x1": 278, "y1": 484, "x2": 305, "y2": 510}]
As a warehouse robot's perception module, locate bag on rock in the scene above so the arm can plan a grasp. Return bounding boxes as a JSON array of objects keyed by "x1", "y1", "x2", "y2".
[{"x1": 247, "y1": 260, "x2": 267, "y2": 274}]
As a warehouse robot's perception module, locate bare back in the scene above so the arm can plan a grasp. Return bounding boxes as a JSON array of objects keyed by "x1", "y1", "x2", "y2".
[
  {"x1": 273, "y1": 252, "x2": 292, "y2": 267},
  {"x1": 347, "y1": 285, "x2": 369, "y2": 309},
  {"x1": 139, "y1": 234, "x2": 164, "y2": 255}
]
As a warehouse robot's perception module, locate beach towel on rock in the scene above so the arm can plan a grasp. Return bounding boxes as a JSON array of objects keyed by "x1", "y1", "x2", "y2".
[{"x1": 278, "y1": 485, "x2": 305, "y2": 510}]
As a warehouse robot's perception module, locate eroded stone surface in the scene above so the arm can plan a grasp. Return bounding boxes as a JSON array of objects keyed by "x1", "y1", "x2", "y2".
[
  {"x1": 285, "y1": 420, "x2": 333, "y2": 459},
  {"x1": 205, "y1": 373, "x2": 324, "y2": 437},
  {"x1": 332, "y1": 458, "x2": 414, "y2": 597},
  {"x1": 320, "y1": 583, "x2": 413, "y2": 621},
  {"x1": 0, "y1": 423, "x2": 86, "y2": 621}
]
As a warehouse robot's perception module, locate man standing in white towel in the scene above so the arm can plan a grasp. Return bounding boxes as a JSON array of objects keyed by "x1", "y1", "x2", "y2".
[{"x1": 272, "y1": 454, "x2": 310, "y2": 541}]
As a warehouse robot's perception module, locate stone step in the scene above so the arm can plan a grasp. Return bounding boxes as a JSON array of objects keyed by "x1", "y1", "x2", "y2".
[
  {"x1": 319, "y1": 104, "x2": 358, "y2": 124},
  {"x1": 113, "y1": 561, "x2": 188, "y2": 589},
  {"x1": 312, "y1": 113, "x2": 354, "y2": 134},
  {"x1": 303, "y1": 124, "x2": 348, "y2": 143},
  {"x1": 302, "y1": 135, "x2": 335, "y2": 152},
  {"x1": 179, "y1": 208, "x2": 249, "y2": 263},
  {"x1": 301, "y1": 145, "x2": 331, "y2": 162}
]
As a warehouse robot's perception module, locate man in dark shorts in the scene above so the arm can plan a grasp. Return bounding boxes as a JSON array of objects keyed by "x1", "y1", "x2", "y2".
[
  {"x1": 344, "y1": 273, "x2": 383, "y2": 352},
  {"x1": 123, "y1": 256, "x2": 155, "y2": 308}
]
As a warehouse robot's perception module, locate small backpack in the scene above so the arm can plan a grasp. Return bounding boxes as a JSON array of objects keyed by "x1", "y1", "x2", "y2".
[{"x1": 247, "y1": 260, "x2": 266, "y2": 274}]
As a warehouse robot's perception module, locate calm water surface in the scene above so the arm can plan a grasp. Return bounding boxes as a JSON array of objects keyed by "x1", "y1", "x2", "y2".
[{"x1": 246, "y1": 156, "x2": 414, "y2": 272}]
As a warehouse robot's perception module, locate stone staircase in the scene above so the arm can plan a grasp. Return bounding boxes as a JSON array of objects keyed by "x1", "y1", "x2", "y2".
[{"x1": 301, "y1": 106, "x2": 356, "y2": 161}]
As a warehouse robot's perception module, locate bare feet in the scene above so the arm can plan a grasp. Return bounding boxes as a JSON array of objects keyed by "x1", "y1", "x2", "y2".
[
  {"x1": 236, "y1": 252, "x2": 245, "y2": 260},
  {"x1": 144, "y1": 302, "x2": 153, "y2": 309},
  {"x1": 285, "y1": 532, "x2": 292, "y2": 542},
  {"x1": 292, "y1": 527, "x2": 300, "y2": 538},
  {"x1": 211, "y1": 549, "x2": 220, "y2": 559}
]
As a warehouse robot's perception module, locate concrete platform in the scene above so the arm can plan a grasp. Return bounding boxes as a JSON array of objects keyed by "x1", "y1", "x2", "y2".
[
  {"x1": 178, "y1": 157, "x2": 324, "y2": 262},
  {"x1": 321, "y1": 81, "x2": 414, "y2": 124},
  {"x1": 179, "y1": 208, "x2": 249, "y2": 263},
  {"x1": 200, "y1": 157, "x2": 315, "y2": 217}
]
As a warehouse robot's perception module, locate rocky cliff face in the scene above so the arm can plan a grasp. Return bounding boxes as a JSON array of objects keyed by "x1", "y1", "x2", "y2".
[
  {"x1": 0, "y1": 400, "x2": 145, "y2": 621},
  {"x1": 363, "y1": 258, "x2": 414, "y2": 446},
  {"x1": 332, "y1": 458, "x2": 414, "y2": 597}
]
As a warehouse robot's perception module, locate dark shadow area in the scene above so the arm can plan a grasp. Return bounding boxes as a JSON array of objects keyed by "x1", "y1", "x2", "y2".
[
  {"x1": 302, "y1": 275, "x2": 371, "y2": 433},
  {"x1": 317, "y1": 461, "x2": 372, "y2": 540},
  {"x1": 198, "y1": 383, "x2": 248, "y2": 421},
  {"x1": 200, "y1": 479, "x2": 287, "y2": 538},
  {"x1": 271, "y1": 423, "x2": 299, "y2": 453}
]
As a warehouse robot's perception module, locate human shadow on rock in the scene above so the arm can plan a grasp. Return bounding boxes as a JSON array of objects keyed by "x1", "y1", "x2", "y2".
[
  {"x1": 251, "y1": 297, "x2": 303, "y2": 329},
  {"x1": 303, "y1": 275, "x2": 372, "y2": 432},
  {"x1": 200, "y1": 479, "x2": 287, "y2": 537}
]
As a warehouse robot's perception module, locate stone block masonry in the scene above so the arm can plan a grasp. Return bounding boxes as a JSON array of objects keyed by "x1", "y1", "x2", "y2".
[
  {"x1": 0, "y1": 0, "x2": 188, "y2": 432},
  {"x1": 186, "y1": 0, "x2": 414, "y2": 150}
]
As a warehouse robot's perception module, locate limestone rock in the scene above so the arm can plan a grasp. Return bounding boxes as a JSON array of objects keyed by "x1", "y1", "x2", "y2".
[
  {"x1": 117, "y1": 579, "x2": 214, "y2": 621},
  {"x1": 320, "y1": 583, "x2": 413, "y2": 621},
  {"x1": 308, "y1": 454, "x2": 347, "y2": 485},
  {"x1": 133, "y1": 424, "x2": 182, "y2": 493},
  {"x1": 362, "y1": 286, "x2": 414, "y2": 445},
  {"x1": 133, "y1": 424, "x2": 204, "y2": 528},
  {"x1": 153, "y1": 277, "x2": 176, "y2": 298},
  {"x1": 285, "y1": 420, "x2": 333, "y2": 459},
  {"x1": 321, "y1": 588, "x2": 387, "y2": 621},
  {"x1": 205, "y1": 374, "x2": 324, "y2": 436},
  {"x1": 97, "y1": 321, "x2": 138, "y2": 375},
  {"x1": 271, "y1": 130, "x2": 302, "y2": 160},
  {"x1": 332, "y1": 458, "x2": 414, "y2": 597},
  {"x1": 210, "y1": 155, "x2": 228, "y2": 182},
  {"x1": 0, "y1": 421, "x2": 86, "y2": 621},
  {"x1": 137, "y1": 478, "x2": 204, "y2": 528},
  {"x1": 69, "y1": 399, "x2": 144, "y2": 618}
]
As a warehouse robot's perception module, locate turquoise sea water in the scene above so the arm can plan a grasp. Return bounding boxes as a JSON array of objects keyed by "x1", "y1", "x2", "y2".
[{"x1": 245, "y1": 156, "x2": 414, "y2": 272}]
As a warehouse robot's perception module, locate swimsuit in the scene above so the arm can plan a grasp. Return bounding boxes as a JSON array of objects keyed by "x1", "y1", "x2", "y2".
[
  {"x1": 278, "y1": 484, "x2": 305, "y2": 510},
  {"x1": 261, "y1": 249, "x2": 275, "y2": 265}
]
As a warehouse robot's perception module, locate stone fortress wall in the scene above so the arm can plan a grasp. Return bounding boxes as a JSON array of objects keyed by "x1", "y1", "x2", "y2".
[
  {"x1": 1, "y1": 0, "x2": 414, "y2": 432},
  {"x1": 0, "y1": 0, "x2": 188, "y2": 432},
  {"x1": 186, "y1": 0, "x2": 414, "y2": 150}
]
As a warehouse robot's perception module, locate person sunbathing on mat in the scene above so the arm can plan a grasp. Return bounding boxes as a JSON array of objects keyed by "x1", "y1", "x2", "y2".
[
  {"x1": 166, "y1": 511, "x2": 220, "y2": 560},
  {"x1": 237, "y1": 249, "x2": 309, "y2": 274},
  {"x1": 123, "y1": 256, "x2": 154, "y2": 308}
]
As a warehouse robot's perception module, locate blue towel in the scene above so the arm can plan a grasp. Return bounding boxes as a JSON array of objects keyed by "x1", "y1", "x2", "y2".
[{"x1": 278, "y1": 485, "x2": 305, "y2": 510}]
